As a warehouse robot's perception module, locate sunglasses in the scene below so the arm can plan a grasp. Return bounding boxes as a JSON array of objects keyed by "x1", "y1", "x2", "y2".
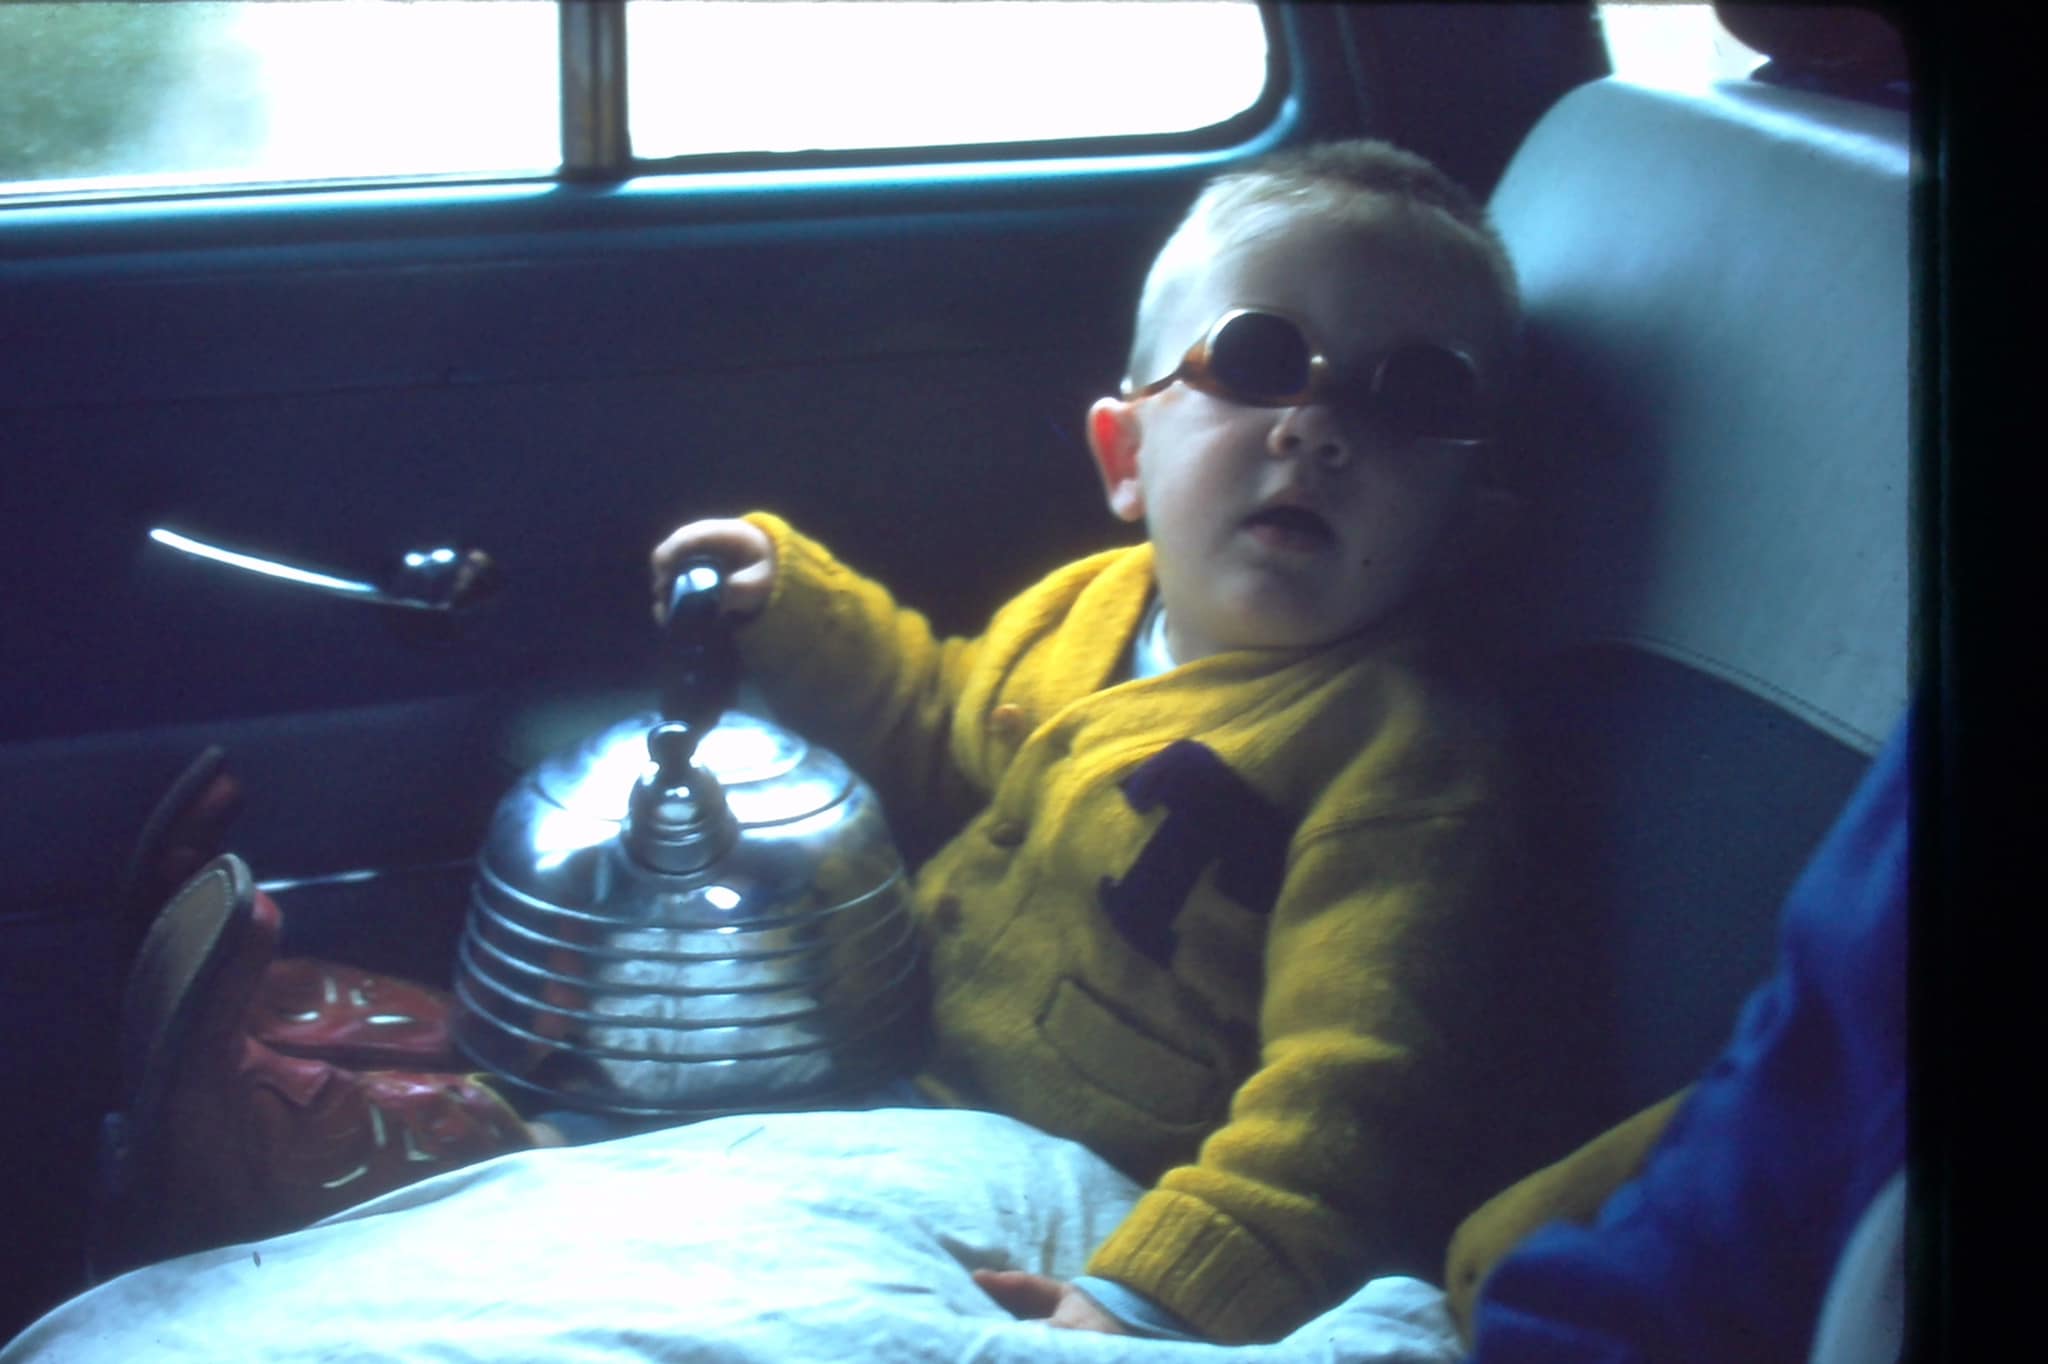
[{"x1": 1123, "y1": 308, "x2": 1490, "y2": 446}]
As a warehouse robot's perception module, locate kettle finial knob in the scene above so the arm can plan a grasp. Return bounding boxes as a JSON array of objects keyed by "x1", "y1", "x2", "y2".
[
  {"x1": 624, "y1": 720, "x2": 737, "y2": 873},
  {"x1": 647, "y1": 718, "x2": 701, "y2": 785},
  {"x1": 662, "y1": 559, "x2": 738, "y2": 733},
  {"x1": 622, "y1": 562, "x2": 743, "y2": 873}
]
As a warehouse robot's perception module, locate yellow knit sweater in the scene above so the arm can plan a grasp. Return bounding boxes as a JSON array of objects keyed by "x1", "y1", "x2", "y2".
[{"x1": 735, "y1": 513, "x2": 1515, "y2": 1343}]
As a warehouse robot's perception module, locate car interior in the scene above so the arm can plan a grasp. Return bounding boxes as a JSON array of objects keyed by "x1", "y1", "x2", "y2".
[{"x1": 1, "y1": 1, "x2": 1934, "y2": 1355}]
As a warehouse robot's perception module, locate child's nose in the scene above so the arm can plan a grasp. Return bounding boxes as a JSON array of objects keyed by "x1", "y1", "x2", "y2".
[{"x1": 1267, "y1": 404, "x2": 1352, "y2": 472}]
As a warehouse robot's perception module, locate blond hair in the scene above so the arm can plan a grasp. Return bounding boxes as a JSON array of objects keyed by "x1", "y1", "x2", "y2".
[{"x1": 1125, "y1": 140, "x2": 1521, "y2": 389}]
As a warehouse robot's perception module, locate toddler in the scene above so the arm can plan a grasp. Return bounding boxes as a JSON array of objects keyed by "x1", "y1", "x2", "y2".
[{"x1": 646, "y1": 137, "x2": 1524, "y2": 1342}]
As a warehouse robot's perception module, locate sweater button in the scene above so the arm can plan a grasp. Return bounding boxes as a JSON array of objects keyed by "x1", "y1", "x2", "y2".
[
  {"x1": 988, "y1": 704, "x2": 1030, "y2": 742},
  {"x1": 986, "y1": 818, "x2": 1026, "y2": 847},
  {"x1": 931, "y1": 895, "x2": 963, "y2": 931}
]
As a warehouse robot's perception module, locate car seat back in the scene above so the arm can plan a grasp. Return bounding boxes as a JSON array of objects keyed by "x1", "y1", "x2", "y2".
[{"x1": 1484, "y1": 70, "x2": 1914, "y2": 1149}]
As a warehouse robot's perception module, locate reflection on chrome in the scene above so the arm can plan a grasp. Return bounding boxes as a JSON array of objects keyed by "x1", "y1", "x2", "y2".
[
  {"x1": 456, "y1": 706, "x2": 925, "y2": 1117},
  {"x1": 150, "y1": 527, "x2": 377, "y2": 596}
]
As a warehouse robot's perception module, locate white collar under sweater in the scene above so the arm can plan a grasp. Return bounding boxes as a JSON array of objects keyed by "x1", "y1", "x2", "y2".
[{"x1": 1131, "y1": 595, "x2": 1177, "y2": 680}]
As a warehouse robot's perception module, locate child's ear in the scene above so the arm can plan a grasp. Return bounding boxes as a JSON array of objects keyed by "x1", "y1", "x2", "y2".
[{"x1": 1086, "y1": 396, "x2": 1146, "y2": 524}]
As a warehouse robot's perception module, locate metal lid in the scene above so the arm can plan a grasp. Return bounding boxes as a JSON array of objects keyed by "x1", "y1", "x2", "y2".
[
  {"x1": 532, "y1": 707, "x2": 846, "y2": 829},
  {"x1": 477, "y1": 704, "x2": 889, "y2": 922}
]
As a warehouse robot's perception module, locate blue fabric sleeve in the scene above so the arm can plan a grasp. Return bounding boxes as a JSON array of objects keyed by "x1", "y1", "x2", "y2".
[
  {"x1": 1469, "y1": 706, "x2": 1913, "y2": 1364},
  {"x1": 1071, "y1": 1276, "x2": 1205, "y2": 1341}
]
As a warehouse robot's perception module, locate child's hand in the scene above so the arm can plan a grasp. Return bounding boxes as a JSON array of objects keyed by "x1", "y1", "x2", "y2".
[
  {"x1": 971, "y1": 1269, "x2": 1130, "y2": 1335},
  {"x1": 650, "y1": 518, "x2": 778, "y2": 625}
]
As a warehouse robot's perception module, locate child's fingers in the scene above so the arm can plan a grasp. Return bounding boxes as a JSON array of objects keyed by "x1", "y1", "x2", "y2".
[
  {"x1": 718, "y1": 548, "x2": 777, "y2": 618},
  {"x1": 650, "y1": 520, "x2": 742, "y2": 585},
  {"x1": 649, "y1": 519, "x2": 775, "y2": 621},
  {"x1": 971, "y1": 1268, "x2": 1065, "y2": 1320}
]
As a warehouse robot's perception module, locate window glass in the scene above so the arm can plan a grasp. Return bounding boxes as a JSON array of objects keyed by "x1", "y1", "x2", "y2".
[
  {"x1": 625, "y1": 0, "x2": 1270, "y2": 159},
  {"x1": 0, "y1": 1, "x2": 558, "y2": 197},
  {"x1": 1597, "y1": 1, "x2": 1764, "y2": 88},
  {"x1": 3, "y1": 0, "x2": 1269, "y2": 201}
]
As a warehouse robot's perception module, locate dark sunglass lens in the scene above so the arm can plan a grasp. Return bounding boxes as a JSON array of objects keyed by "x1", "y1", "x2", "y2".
[
  {"x1": 1208, "y1": 312, "x2": 1312, "y2": 402},
  {"x1": 1374, "y1": 345, "x2": 1484, "y2": 440}
]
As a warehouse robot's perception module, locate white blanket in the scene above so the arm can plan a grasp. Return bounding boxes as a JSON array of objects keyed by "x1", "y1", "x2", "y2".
[{"x1": 4, "y1": 1108, "x2": 1461, "y2": 1363}]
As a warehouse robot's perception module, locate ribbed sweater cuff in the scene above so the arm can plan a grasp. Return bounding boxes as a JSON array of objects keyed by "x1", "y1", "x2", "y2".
[
  {"x1": 736, "y1": 511, "x2": 848, "y2": 674},
  {"x1": 1083, "y1": 1189, "x2": 1309, "y2": 1345}
]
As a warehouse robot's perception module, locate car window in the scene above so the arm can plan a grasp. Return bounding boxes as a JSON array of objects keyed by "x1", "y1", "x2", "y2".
[
  {"x1": 627, "y1": 1, "x2": 1270, "y2": 159},
  {"x1": 1596, "y1": 1, "x2": 1765, "y2": 87},
  {"x1": 0, "y1": 1, "x2": 560, "y2": 194},
  {"x1": 0, "y1": 0, "x2": 1272, "y2": 201}
]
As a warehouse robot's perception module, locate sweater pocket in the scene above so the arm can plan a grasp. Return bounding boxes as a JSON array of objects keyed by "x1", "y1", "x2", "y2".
[{"x1": 1037, "y1": 977, "x2": 1224, "y2": 1128}]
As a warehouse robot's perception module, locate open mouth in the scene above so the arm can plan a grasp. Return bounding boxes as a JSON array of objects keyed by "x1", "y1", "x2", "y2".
[{"x1": 1242, "y1": 504, "x2": 1335, "y2": 551}]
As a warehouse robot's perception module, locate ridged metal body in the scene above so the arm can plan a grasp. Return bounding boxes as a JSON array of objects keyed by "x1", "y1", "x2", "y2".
[{"x1": 454, "y1": 707, "x2": 924, "y2": 1117}]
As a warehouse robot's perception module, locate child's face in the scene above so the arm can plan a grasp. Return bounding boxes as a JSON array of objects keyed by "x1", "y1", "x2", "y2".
[{"x1": 1089, "y1": 211, "x2": 1502, "y2": 663}]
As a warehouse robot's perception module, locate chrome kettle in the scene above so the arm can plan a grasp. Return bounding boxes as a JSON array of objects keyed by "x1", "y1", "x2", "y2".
[{"x1": 453, "y1": 562, "x2": 925, "y2": 1117}]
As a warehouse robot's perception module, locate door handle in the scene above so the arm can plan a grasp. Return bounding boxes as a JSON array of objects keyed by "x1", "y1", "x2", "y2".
[{"x1": 149, "y1": 527, "x2": 501, "y2": 614}]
